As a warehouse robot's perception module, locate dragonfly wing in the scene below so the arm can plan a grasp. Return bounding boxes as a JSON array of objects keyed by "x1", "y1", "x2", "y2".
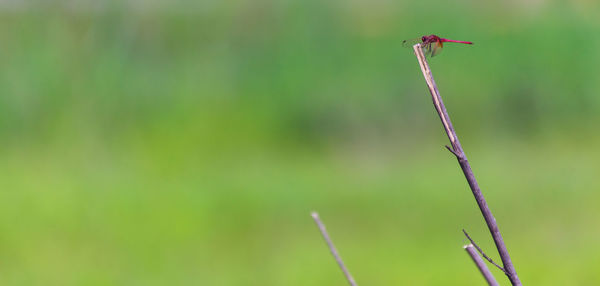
[
  {"x1": 431, "y1": 41, "x2": 443, "y2": 57},
  {"x1": 402, "y1": 38, "x2": 422, "y2": 48},
  {"x1": 421, "y1": 43, "x2": 434, "y2": 57}
]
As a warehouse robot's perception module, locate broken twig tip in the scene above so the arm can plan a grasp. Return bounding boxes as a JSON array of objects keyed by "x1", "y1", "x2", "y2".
[
  {"x1": 464, "y1": 243, "x2": 500, "y2": 286},
  {"x1": 311, "y1": 210, "x2": 358, "y2": 286}
]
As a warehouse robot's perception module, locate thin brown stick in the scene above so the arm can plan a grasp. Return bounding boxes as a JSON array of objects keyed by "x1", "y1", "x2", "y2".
[
  {"x1": 311, "y1": 212, "x2": 358, "y2": 286},
  {"x1": 412, "y1": 44, "x2": 522, "y2": 286},
  {"x1": 465, "y1": 244, "x2": 500, "y2": 286},
  {"x1": 463, "y1": 229, "x2": 506, "y2": 274}
]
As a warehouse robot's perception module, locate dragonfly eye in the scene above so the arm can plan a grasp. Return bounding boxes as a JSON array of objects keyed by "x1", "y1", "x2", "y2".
[{"x1": 421, "y1": 36, "x2": 426, "y2": 42}]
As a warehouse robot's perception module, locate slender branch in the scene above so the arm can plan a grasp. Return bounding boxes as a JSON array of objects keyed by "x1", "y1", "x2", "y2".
[
  {"x1": 311, "y1": 212, "x2": 358, "y2": 286},
  {"x1": 463, "y1": 229, "x2": 506, "y2": 274},
  {"x1": 464, "y1": 244, "x2": 500, "y2": 286},
  {"x1": 412, "y1": 44, "x2": 522, "y2": 285}
]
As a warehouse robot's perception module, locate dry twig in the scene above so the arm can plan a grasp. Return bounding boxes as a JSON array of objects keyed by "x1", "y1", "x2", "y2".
[
  {"x1": 311, "y1": 212, "x2": 358, "y2": 286},
  {"x1": 464, "y1": 244, "x2": 500, "y2": 286},
  {"x1": 412, "y1": 43, "x2": 521, "y2": 285}
]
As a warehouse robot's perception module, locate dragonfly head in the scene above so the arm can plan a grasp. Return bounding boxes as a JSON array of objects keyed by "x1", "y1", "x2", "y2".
[{"x1": 421, "y1": 36, "x2": 427, "y2": 42}]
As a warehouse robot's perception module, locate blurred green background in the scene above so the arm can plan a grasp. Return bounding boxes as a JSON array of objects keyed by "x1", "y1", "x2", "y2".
[{"x1": 0, "y1": 0, "x2": 599, "y2": 285}]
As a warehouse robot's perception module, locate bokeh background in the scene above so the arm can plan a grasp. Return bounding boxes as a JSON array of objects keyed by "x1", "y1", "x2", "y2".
[{"x1": 0, "y1": 0, "x2": 599, "y2": 285}]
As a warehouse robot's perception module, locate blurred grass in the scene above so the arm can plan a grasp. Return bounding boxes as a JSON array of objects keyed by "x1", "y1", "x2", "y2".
[{"x1": 0, "y1": 0, "x2": 599, "y2": 285}]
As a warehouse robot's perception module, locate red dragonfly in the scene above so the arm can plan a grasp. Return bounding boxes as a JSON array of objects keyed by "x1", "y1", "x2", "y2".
[{"x1": 403, "y1": 35, "x2": 473, "y2": 57}]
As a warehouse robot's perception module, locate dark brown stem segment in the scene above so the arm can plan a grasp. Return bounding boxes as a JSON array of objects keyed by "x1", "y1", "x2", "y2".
[
  {"x1": 311, "y1": 212, "x2": 358, "y2": 286},
  {"x1": 412, "y1": 44, "x2": 522, "y2": 286},
  {"x1": 465, "y1": 244, "x2": 500, "y2": 286}
]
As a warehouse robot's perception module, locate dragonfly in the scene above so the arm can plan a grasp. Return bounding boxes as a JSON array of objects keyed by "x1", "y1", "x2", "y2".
[{"x1": 402, "y1": 35, "x2": 473, "y2": 57}]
